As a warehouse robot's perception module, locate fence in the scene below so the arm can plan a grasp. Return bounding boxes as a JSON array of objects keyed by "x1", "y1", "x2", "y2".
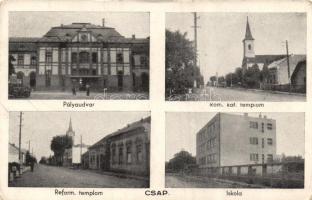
[{"x1": 190, "y1": 161, "x2": 304, "y2": 188}]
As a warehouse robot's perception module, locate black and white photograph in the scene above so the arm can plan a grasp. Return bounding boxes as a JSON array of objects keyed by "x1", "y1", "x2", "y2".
[
  {"x1": 165, "y1": 112, "x2": 304, "y2": 188},
  {"x1": 166, "y1": 13, "x2": 306, "y2": 101},
  {"x1": 8, "y1": 12, "x2": 150, "y2": 100},
  {"x1": 8, "y1": 111, "x2": 150, "y2": 188}
]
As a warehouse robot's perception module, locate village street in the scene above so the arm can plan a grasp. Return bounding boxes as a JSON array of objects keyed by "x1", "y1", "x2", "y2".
[
  {"x1": 9, "y1": 164, "x2": 149, "y2": 188},
  {"x1": 167, "y1": 86, "x2": 305, "y2": 101}
]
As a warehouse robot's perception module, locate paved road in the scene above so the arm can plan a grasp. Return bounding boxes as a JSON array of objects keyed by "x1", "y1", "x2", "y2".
[
  {"x1": 167, "y1": 87, "x2": 305, "y2": 101},
  {"x1": 12, "y1": 91, "x2": 149, "y2": 100},
  {"x1": 200, "y1": 87, "x2": 306, "y2": 101},
  {"x1": 165, "y1": 174, "x2": 257, "y2": 188},
  {"x1": 9, "y1": 164, "x2": 149, "y2": 188}
]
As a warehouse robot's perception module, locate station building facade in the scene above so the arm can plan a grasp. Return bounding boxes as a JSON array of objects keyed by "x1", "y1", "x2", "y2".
[
  {"x1": 196, "y1": 113, "x2": 276, "y2": 174},
  {"x1": 9, "y1": 22, "x2": 149, "y2": 92}
]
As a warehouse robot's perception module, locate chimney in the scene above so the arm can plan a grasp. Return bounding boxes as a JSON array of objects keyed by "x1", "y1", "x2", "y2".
[
  {"x1": 132, "y1": 34, "x2": 136, "y2": 39},
  {"x1": 244, "y1": 113, "x2": 248, "y2": 117},
  {"x1": 102, "y1": 18, "x2": 105, "y2": 27}
]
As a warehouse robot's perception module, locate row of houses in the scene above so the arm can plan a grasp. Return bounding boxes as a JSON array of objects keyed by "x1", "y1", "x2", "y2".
[{"x1": 62, "y1": 116, "x2": 151, "y2": 176}]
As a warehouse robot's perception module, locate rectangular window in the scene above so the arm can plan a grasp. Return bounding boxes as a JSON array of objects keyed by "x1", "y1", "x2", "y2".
[
  {"x1": 17, "y1": 54, "x2": 24, "y2": 65},
  {"x1": 249, "y1": 137, "x2": 258, "y2": 145},
  {"x1": 250, "y1": 153, "x2": 259, "y2": 161},
  {"x1": 267, "y1": 138, "x2": 273, "y2": 145},
  {"x1": 30, "y1": 56, "x2": 36, "y2": 65},
  {"x1": 140, "y1": 56, "x2": 147, "y2": 67},
  {"x1": 136, "y1": 144, "x2": 143, "y2": 163},
  {"x1": 267, "y1": 123, "x2": 273, "y2": 130},
  {"x1": 46, "y1": 51, "x2": 52, "y2": 63},
  {"x1": 126, "y1": 146, "x2": 132, "y2": 164},
  {"x1": 72, "y1": 52, "x2": 77, "y2": 64},
  {"x1": 249, "y1": 121, "x2": 258, "y2": 129},
  {"x1": 92, "y1": 52, "x2": 97, "y2": 64},
  {"x1": 118, "y1": 146, "x2": 123, "y2": 165},
  {"x1": 267, "y1": 154, "x2": 273, "y2": 162},
  {"x1": 261, "y1": 123, "x2": 264, "y2": 133},
  {"x1": 116, "y1": 52, "x2": 123, "y2": 64},
  {"x1": 123, "y1": 50, "x2": 130, "y2": 63}
]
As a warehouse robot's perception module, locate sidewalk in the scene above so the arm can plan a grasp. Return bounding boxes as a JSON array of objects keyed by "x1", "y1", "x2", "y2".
[
  {"x1": 71, "y1": 167, "x2": 149, "y2": 182},
  {"x1": 214, "y1": 86, "x2": 306, "y2": 97}
]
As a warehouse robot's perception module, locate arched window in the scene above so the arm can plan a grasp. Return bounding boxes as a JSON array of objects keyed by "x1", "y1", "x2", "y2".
[{"x1": 248, "y1": 44, "x2": 252, "y2": 50}]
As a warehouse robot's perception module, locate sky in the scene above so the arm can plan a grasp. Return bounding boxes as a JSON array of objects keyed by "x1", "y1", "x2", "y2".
[
  {"x1": 166, "y1": 112, "x2": 305, "y2": 161},
  {"x1": 166, "y1": 12, "x2": 306, "y2": 83},
  {"x1": 9, "y1": 11, "x2": 149, "y2": 38},
  {"x1": 9, "y1": 112, "x2": 150, "y2": 160}
]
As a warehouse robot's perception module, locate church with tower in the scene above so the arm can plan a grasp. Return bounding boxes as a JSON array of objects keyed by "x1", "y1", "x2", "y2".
[
  {"x1": 241, "y1": 17, "x2": 286, "y2": 74},
  {"x1": 241, "y1": 17, "x2": 306, "y2": 91},
  {"x1": 63, "y1": 117, "x2": 89, "y2": 167}
]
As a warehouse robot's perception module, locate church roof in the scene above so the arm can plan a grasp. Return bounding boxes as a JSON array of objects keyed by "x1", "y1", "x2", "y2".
[{"x1": 244, "y1": 17, "x2": 254, "y2": 40}]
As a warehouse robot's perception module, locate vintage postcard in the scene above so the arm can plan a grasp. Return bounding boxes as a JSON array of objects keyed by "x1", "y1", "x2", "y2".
[{"x1": 0, "y1": 0, "x2": 311, "y2": 200}]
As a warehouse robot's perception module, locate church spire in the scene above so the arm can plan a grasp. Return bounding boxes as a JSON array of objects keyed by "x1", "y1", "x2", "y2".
[
  {"x1": 68, "y1": 117, "x2": 73, "y2": 132},
  {"x1": 66, "y1": 117, "x2": 75, "y2": 137},
  {"x1": 244, "y1": 16, "x2": 254, "y2": 40}
]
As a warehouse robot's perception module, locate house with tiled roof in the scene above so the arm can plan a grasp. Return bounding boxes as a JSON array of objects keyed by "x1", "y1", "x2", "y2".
[
  {"x1": 84, "y1": 116, "x2": 150, "y2": 176},
  {"x1": 9, "y1": 20, "x2": 149, "y2": 92}
]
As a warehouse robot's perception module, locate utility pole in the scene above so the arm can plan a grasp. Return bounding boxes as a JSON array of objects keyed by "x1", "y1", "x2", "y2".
[
  {"x1": 80, "y1": 135, "x2": 82, "y2": 162},
  {"x1": 285, "y1": 40, "x2": 291, "y2": 92},
  {"x1": 27, "y1": 140, "x2": 30, "y2": 152},
  {"x1": 18, "y1": 112, "x2": 23, "y2": 165},
  {"x1": 192, "y1": 12, "x2": 200, "y2": 88}
]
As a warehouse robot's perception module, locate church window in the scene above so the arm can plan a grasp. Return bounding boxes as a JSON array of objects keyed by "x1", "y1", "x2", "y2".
[{"x1": 248, "y1": 44, "x2": 252, "y2": 50}]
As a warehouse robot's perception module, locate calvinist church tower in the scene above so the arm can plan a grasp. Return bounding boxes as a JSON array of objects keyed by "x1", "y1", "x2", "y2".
[
  {"x1": 242, "y1": 17, "x2": 255, "y2": 73},
  {"x1": 66, "y1": 117, "x2": 75, "y2": 138}
]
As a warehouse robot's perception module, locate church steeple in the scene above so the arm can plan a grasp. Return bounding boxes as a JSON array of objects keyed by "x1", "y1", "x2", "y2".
[
  {"x1": 243, "y1": 16, "x2": 255, "y2": 59},
  {"x1": 66, "y1": 117, "x2": 75, "y2": 137},
  {"x1": 244, "y1": 17, "x2": 254, "y2": 41}
]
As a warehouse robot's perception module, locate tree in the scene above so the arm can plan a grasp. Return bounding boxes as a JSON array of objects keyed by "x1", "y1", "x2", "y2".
[
  {"x1": 260, "y1": 65, "x2": 270, "y2": 83},
  {"x1": 243, "y1": 64, "x2": 261, "y2": 88},
  {"x1": 165, "y1": 30, "x2": 204, "y2": 96},
  {"x1": 39, "y1": 157, "x2": 47, "y2": 164},
  {"x1": 166, "y1": 150, "x2": 196, "y2": 172},
  {"x1": 8, "y1": 55, "x2": 15, "y2": 77},
  {"x1": 50, "y1": 135, "x2": 73, "y2": 165}
]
